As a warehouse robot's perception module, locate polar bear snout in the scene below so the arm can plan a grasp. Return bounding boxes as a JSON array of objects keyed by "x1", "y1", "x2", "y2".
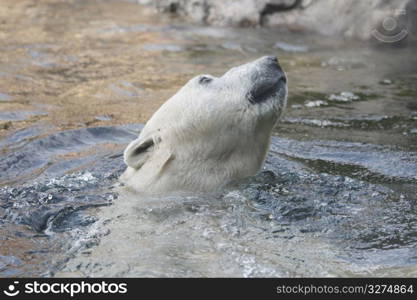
[
  {"x1": 246, "y1": 56, "x2": 287, "y2": 105},
  {"x1": 259, "y1": 56, "x2": 286, "y2": 84}
]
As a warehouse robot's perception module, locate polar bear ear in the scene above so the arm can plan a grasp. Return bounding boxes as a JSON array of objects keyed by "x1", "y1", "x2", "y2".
[{"x1": 123, "y1": 136, "x2": 155, "y2": 169}]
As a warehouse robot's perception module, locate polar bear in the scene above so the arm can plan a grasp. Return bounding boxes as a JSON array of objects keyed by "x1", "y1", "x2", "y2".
[{"x1": 120, "y1": 56, "x2": 287, "y2": 195}]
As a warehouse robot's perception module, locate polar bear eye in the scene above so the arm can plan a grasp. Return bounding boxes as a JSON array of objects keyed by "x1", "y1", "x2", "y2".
[{"x1": 198, "y1": 76, "x2": 213, "y2": 85}]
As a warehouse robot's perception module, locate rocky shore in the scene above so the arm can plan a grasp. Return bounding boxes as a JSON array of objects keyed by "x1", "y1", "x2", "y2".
[{"x1": 140, "y1": 0, "x2": 417, "y2": 41}]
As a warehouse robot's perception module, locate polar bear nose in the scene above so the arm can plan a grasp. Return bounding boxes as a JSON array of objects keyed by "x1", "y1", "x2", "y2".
[
  {"x1": 247, "y1": 56, "x2": 287, "y2": 104},
  {"x1": 265, "y1": 56, "x2": 278, "y2": 63},
  {"x1": 262, "y1": 55, "x2": 282, "y2": 70},
  {"x1": 262, "y1": 56, "x2": 286, "y2": 83},
  {"x1": 265, "y1": 56, "x2": 282, "y2": 70},
  {"x1": 262, "y1": 56, "x2": 281, "y2": 67}
]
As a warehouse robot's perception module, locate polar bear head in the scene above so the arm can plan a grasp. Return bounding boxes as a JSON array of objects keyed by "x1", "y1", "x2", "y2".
[{"x1": 121, "y1": 56, "x2": 287, "y2": 194}]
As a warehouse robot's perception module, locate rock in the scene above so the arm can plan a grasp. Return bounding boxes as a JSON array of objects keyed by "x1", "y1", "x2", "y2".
[
  {"x1": 264, "y1": 0, "x2": 415, "y2": 41},
  {"x1": 154, "y1": 0, "x2": 299, "y2": 26},
  {"x1": 147, "y1": 0, "x2": 417, "y2": 40},
  {"x1": 328, "y1": 92, "x2": 360, "y2": 102},
  {"x1": 304, "y1": 100, "x2": 327, "y2": 107}
]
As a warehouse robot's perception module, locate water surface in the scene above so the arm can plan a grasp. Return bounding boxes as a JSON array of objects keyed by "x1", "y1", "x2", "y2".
[{"x1": 0, "y1": 0, "x2": 416, "y2": 277}]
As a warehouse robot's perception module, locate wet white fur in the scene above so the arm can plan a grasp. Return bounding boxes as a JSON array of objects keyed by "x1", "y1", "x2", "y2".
[{"x1": 120, "y1": 57, "x2": 287, "y2": 195}]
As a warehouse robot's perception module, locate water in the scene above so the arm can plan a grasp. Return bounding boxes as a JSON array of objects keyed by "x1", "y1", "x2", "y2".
[{"x1": 0, "y1": 0, "x2": 416, "y2": 277}]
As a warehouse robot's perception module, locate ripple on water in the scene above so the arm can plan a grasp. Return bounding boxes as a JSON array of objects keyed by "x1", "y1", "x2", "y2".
[
  {"x1": 108, "y1": 81, "x2": 144, "y2": 98},
  {"x1": 0, "y1": 124, "x2": 141, "y2": 183},
  {"x1": 0, "y1": 111, "x2": 47, "y2": 122},
  {"x1": 142, "y1": 44, "x2": 185, "y2": 52},
  {"x1": 274, "y1": 42, "x2": 309, "y2": 53},
  {"x1": 269, "y1": 138, "x2": 417, "y2": 183},
  {"x1": 0, "y1": 255, "x2": 22, "y2": 277},
  {"x1": 0, "y1": 126, "x2": 416, "y2": 277},
  {"x1": 56, "y1": 151, "x2": 417, "y2": 277},
  {"x1": 0, "y1": 93, "x2": 12, "y2": 101}
]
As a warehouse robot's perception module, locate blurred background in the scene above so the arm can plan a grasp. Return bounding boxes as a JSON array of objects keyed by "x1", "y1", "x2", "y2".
[
  {"x1": 0, "y1": 0, "x2": 416, "y2": 277},
  {"x1": 0, "y1": 0, "x2": 416, "y2": 146}
]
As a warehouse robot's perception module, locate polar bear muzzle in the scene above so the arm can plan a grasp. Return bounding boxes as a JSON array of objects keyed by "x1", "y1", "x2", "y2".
[{"x1": 245, "y1": 56, "x2": 286, "y2": 105}]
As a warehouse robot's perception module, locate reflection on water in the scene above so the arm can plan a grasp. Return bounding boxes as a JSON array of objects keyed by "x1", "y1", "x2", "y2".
[{"x1": 0, "y1": 0, "x2": 416, "y2": 277}]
